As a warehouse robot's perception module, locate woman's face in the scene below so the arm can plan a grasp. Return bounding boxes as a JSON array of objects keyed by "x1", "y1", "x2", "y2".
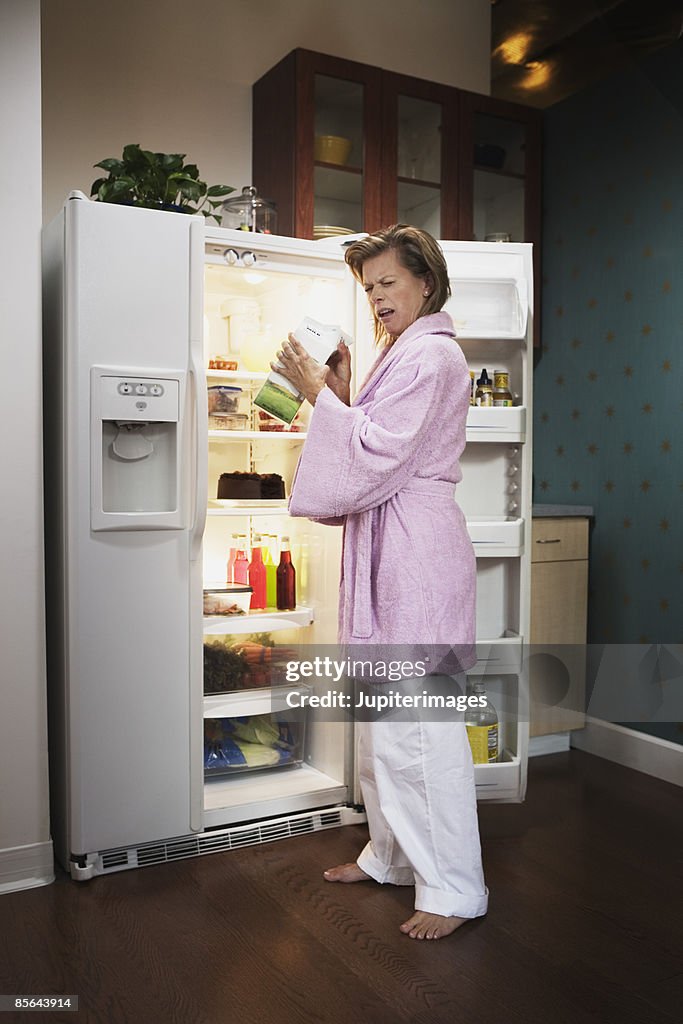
[{"x1": 361, "y1": 250, "x2": 429, "y2": 340}]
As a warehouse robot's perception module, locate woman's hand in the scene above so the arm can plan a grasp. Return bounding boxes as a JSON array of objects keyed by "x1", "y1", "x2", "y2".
[
  {"x1": 325, "y1": 341, "x2": 352, "y2": 405},
  {"x1": 272, "y1": 334, "x2": 329, "y2": 406}
]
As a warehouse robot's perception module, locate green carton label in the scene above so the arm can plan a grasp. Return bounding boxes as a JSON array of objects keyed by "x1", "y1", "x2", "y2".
[{"x1": 253, "y1": 379, "x2": 303, "y2": 425}]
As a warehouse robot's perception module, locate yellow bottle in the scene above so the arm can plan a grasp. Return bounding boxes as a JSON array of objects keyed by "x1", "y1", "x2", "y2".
[{"x1": 465, "y1": 681, "x2": 499, "y2": 763}]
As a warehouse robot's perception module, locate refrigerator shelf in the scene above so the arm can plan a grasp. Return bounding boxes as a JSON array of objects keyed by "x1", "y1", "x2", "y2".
[
  {"x1": 203, "y1": 763, "x2": 347, "y2": 827},
  {"x1": 208, "y1": 430, "x2": 307, "y2": 442},
  {"x1": 203, "y1": 606, "x2": 314, "y2": 634},
  {"x1": 203, "y1": 685, "x2": 309, "y2": 719},
  {"x1": 466, "y1": 406, "x2": 526, "y2": 442},
  {"x1": 467, "y1": 516, "x2": 524, "y2": 557},
  {"x1": 207, "y1": 499, "x2": 289, "y2": 516},
  {"x1": 207, "y1": 369, "x2": 269, "y2": 382}
]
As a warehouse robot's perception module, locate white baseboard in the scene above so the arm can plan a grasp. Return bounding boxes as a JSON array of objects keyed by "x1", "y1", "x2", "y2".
[
  {"x1": 570, "y1": 718, "x2": 683, "y2": 787},
  {"x1": 529, "y1": 732, "x2": 571, "y2": 756},
  {"x1": 0, "y1": 840, "x2": 54, "y2": 894}
]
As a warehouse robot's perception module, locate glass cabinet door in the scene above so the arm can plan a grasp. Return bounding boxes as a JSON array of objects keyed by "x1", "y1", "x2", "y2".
[
  {"x1": 396, "y1": 95, "x2": 442, "y2": 235},
  {"x1": 459, "y1": 92, "x2": 541, "y2": 246},
  {"x1": 472, "y1": 113, "x2": 527, "y2": 242},
  {"x1": 380, "y1": 74, "x2": 458, "y2": 238},
  {"x1": 313, "y1": 75, "x2": 365, "y2": 236}
]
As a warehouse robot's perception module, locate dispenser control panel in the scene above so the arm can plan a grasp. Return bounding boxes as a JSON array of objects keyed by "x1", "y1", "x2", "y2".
[{"x1": 99, "y1": 375, "x2": 180, "y2": 422}]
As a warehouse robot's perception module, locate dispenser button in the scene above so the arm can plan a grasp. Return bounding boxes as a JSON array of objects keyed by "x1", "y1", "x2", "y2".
[
  {"x1": 118, "y1": 382, "x2": 132, "y2": 395},
  {"x1": 135, "y1": 384, "x2": 148, "y2": 395},
  {"x1": 150, "y1": 384, "x2": 164, "y2": 396}
]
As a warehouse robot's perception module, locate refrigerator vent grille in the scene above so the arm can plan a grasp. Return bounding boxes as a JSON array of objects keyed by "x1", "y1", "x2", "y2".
[{"x1": 95, "y1": 809, "x2": 345, "y2": 875}]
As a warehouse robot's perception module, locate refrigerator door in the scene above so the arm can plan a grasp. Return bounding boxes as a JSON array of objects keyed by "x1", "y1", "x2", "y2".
[
  {"x1": 44, "y1": 195, "x2": 205, "y2": 869},
  {"x1": 440, "y1": 240, "x2": 533, "y2": 802}
]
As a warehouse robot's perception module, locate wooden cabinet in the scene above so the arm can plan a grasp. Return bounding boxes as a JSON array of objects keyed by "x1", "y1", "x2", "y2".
[
  {"x1": 530, "y1": 517, "x2": 589, "y2": 736},
  {"x1": 252, "y1": 50, "x2": 542, "y2": 290}
]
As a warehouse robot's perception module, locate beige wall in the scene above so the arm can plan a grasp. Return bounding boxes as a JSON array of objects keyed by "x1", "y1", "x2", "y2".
[
  {"x1": 0, "y1": 0, "x2": 53, "y2": 891},
  {"x1": 41, "y1": 0, "x2": 491, "y2": 222}
]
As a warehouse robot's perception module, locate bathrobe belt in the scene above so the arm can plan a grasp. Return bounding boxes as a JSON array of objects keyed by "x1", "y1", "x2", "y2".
[{"x1": 349, "y1": 478, "x2": 458, "y2": 639}]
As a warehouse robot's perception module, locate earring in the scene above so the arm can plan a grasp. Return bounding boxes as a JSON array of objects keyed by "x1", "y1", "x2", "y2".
[{"x1": 423, "y1": 290, "x2": 430, "y2": 297}]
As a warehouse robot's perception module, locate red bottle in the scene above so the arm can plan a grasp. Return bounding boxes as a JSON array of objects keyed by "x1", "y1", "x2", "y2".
[
  {"x1": 233, "y1": 537, "x2": 249, "y2": 585},
  {"x1": 276, "y1": 535, "x2": 296, "y2": 611},
  {"x1": 248, "y1": 534, "x2": 267, "y2": 610}
]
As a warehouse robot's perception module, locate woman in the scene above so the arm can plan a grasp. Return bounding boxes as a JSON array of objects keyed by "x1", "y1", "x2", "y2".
[{"x1": 276, "y1": 225, "x2": 487, "y2": 941}]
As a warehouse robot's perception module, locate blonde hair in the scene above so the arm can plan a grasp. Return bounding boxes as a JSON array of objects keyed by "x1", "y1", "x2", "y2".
[{"x1": 344, "y1": 224, "x2": 451, "y2": 344}]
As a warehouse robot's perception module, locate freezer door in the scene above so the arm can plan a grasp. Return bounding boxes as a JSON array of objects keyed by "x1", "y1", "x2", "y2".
[{"x1": 45, "y1": 195, "x2": 205, "y2": 864}]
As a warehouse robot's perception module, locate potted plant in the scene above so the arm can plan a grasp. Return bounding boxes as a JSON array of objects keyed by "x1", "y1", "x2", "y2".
[{"x1": 90, "y1": 144, "x2": 234, "y2": 223}]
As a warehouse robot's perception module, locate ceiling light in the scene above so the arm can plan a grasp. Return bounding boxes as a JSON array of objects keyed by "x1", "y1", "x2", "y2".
[{"x1": 494, "y1": 32, "x2": 533, "y2": 65}]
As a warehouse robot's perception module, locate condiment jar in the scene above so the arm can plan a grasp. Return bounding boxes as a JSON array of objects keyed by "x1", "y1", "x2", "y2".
[
  {"x1": 475, "y1": 369, "x2": 493, "y2": 407},
  {"x1": 492, "y1": 371, "x2": 513, "y2": 407}
]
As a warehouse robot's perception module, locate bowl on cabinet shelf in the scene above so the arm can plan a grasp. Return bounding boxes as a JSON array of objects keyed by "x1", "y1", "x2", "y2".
[{"x1": 314, "y1": 135, "x2": 352, "y2": 166}]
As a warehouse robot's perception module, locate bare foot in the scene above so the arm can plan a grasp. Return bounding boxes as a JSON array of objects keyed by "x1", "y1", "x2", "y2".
[
  {"x1": 399, "y1": 911, "x2": 468, "y2": 940},
  {"x1": 323, "y1": 862, "x2": 372, "y2": 883}
]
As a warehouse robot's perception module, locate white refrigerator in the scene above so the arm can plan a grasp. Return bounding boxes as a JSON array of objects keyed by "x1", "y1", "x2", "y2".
[{"x1": 43, "y1": 192, "x2": 532, "y2": 880}]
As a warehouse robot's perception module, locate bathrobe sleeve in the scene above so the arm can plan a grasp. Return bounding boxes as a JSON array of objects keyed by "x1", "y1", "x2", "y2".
[{"x1": 289, "y1": 335, "x2": 468, "y2": 519}]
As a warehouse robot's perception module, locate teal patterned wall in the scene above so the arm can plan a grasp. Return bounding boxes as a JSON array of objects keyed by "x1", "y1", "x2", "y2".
[
  {"x1": 536, "y1": 41, "x2": 683, "y2": 654},
  {"x1": 536, "y1": 42, "x2": 683, "y2": 743}
]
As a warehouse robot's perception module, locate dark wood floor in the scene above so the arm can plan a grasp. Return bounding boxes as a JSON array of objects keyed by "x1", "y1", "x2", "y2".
[{"x1": 1, "y1": 750, "x2": 682, "y2": 1024}]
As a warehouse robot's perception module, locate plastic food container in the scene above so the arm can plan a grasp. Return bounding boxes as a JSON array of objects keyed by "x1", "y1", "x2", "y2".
[
  {"x1": 208, "y1": 385, "x2": 242, "y2": 414},
  {"x1": 203, "y1": 584, "x2": 253, "y2": 615},
  {"x1": 208, "y1": 412, "x2": 250, "y2": 431}
]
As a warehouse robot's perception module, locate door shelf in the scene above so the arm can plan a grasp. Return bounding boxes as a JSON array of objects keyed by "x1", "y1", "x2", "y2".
[
  {"x1": 203, "y1": 763, "x2": 347, "y2": 828},
  {"x1": 203, "y1": 685, "x2": 309, "y2": 720},
  {"x1": 471, "y1": 631, "x2": 522, "y2": 674},
  {"x1": 474, "y1": 750, "x2": 521, "y2": 800},
  {"x1": 203, "y1": 606, "x2": 314, "y2": 635},
  {"x1": 467, "y1": 516, "x2": 524, "y2": 557},
  {"x1": 466, "y1": 406, "x2": 526, "y2": 442}
]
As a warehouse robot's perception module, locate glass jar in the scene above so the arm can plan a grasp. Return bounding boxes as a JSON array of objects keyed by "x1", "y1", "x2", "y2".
[{"x1": 221, "y1": 185, "x2": 277, "y2": 234}]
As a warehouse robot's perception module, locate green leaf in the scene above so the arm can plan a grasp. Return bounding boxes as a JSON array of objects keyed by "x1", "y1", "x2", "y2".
[
  {"x1": 206, "y1": 184, "x2": 234, "y2": 197},
  {"x1": 183, "y1": 163, "x2": 199, "y2": 180},
  {"x1": 167, "y1": 174, "x2": 203, "y2": 201},
  {"x1": 159, "y1": 153, "x2": 185, "y2": 172},
  {"x1": 94, "y1": 157, "x2": 124, "y2": 174},
  {"x1": 90, "y1": 177, "x2": 107, "y2": 197},
  {"x1": 122, "y1": 143, "x2": 143, "y2": 164}
]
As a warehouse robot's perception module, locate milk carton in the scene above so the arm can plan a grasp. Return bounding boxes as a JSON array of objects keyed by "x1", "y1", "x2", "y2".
[{"x1": 253, "y1": 317, "x2": 352, "y2": 424}]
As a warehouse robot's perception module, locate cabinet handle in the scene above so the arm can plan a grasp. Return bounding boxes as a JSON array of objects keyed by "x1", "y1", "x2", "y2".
[{"x1": 536, "y1": 538, "x2": 561, "y2": 544}]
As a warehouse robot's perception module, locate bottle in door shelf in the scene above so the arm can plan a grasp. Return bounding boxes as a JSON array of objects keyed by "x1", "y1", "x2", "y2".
[
  {"x1": 492, "y1": 371, "x2": 513, "y2": 407},
  {"x1": 248, "y1": 535, "x2": 267, "y2": 610},
  {"x1": 233, "y1": 536, "x2": 249, "y2": 585},
  {"x1": 262, "y1": 533, "x2": 277, "y2": 608},
  {"x1": 465, "y1": 681, "x2": 499, "y2": 763},
  {"x1": 276, "y1": 536, "x2": 296, "y2": 611},
  {"x1": 475, "y1": 369, "x2": 493, "y2": 407}
]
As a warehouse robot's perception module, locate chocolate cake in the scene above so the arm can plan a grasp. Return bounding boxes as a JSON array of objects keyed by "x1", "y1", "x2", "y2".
[{"x1": 217, "y1": 472, "x2": 285, "y2": 500}]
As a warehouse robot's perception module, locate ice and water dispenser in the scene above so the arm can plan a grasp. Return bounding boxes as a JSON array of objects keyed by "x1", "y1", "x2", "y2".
[{"x1": 91, "y1": 368, "x2": 185, "y2": 531}]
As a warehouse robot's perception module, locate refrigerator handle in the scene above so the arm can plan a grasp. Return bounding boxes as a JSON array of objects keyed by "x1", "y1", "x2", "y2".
[{"x1": 189, "y1": 220, "x2": 208, "y2": 563}]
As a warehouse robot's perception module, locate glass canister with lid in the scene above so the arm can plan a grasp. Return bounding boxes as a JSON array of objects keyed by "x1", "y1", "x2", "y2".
[{"x1": 221, "y1": 185, "x2": 277, "y2": 233}]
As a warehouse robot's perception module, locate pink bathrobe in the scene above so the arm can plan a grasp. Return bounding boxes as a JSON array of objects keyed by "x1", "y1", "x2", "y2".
[{"x1": 289, "y1": 311, "x2": 475, "y2": 668}]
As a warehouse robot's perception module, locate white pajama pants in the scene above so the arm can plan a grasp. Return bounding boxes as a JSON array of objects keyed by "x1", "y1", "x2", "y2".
[{"x1": 355, "y1": 715, "x2": 489, "y2": 919}]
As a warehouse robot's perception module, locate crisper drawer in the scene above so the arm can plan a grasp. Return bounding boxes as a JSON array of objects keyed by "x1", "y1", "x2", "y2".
[{"x1": 531, "y1": 517, "x2": 588, "y2": 563}]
